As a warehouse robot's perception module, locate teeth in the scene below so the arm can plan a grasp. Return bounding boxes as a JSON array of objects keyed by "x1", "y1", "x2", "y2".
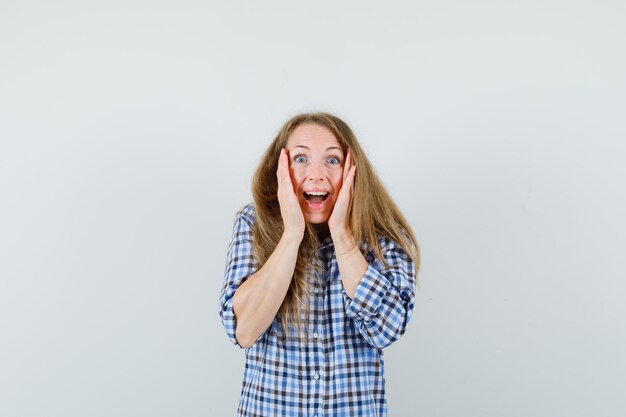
[{"x1": 305, "y1": 191, "x2": 328, "y2": 196}]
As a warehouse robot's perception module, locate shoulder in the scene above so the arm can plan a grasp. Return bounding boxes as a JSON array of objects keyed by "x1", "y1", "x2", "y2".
[
  {"x1": 233, "y1": 202, "x2": 256, "y2": 227},
  {"x1": 377, "y1": 234, "x2": 398, "y2": 250},
  {"x1": 357, "y1": 232, "x2": 414, "y2": 267},
  {"x1": 360, "y1": 233, "x2": 402, "y2": 254}
]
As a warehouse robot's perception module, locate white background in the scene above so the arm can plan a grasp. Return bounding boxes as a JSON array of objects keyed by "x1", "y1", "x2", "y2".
[{"x1": 1, "y1": 1, "x2": 625, "y2": 416}]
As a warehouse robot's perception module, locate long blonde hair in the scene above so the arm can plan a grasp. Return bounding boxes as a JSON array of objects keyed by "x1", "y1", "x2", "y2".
[{"x1": 251, "y1": 112, "x2": 420, "y2": 337}]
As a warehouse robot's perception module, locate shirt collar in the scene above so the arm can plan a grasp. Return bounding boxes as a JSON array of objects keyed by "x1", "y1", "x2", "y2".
[{"x1": 318, "y1": 235, "x2": 334, "y2": 251}]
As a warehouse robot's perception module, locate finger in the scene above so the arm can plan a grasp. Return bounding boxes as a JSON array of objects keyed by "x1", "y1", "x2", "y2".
[
  {"x1": 280, "y1": 148, "x2": 298, "y2": 198},
  {"x1": 341, "y1": 149, "x2": 350, "y2": 184},
  {"x1": 344, "y1": 165, "x2": 356, "y2": 193},
  {"x1": 277, "y1": 148, "x2": 284, "y2": 174},
  {"x1": 348, "y1": 164, "x2": 356, "y2": 186},
  {"x1": 345, "y1": 168, "x2": 356, "y2": 213},
  {"x1": 281, "y1": 149, "x2": 291, "y2": 180},
  {"x1": 283, "y1": 148, "x2": 291, "y2": 177},
  {"x1": 277, "y1": 149, "x2": 284, "y2": 187},
  {"x1": 282, "y1": 149, "x2": 295, "y2": 192},
  {"x1": 336, "y1": 165, "x2": 355, "y2": 203},
  {"x1": 278, "y1": 149, "x2": 290, "y2": 194},
  {"x1": 341, "y1": 165, "x2": 356, "y2": 201}
]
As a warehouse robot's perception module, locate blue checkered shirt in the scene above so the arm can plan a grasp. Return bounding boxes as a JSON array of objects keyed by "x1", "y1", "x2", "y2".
[{"x1": 219, "y1": 203, "x2": 416, "y2": 417}]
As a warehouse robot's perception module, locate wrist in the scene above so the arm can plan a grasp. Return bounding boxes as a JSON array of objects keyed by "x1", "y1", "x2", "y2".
[
  {"x1": 332, "y1": 231, "x2": 356, "y2": 255},
  {"x1": 336, "y1": 244, "x2": 359, "y2": 259},
  {"x1": 330, "y1": 227, "x2": 351, "y2": 243},
  {"x1": 282, "y1": 228, "x2": 304, "y2": 244}
]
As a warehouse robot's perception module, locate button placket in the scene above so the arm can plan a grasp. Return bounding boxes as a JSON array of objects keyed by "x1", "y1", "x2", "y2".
[{"x1": 312, "y1": 245, "x2": 329, "y2": 417}]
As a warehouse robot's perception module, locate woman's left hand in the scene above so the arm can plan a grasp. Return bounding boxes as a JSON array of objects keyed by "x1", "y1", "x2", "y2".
[{"x1": 328, "y1": 148, "x2": 356, "y2": 241}]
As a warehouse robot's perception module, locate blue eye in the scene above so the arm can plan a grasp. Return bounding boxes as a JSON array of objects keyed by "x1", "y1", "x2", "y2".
[
  {"x1": 294, "y1": 155, "x2": 306, "y2": 163},
  {"x1": 328, "y1": 157, "x2": 340, "y2": 165}
]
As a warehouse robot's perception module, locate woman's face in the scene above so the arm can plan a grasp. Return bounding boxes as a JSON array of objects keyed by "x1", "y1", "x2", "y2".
[{"x1": 286, "y1": 123, "x2": 345, "y2": 224}]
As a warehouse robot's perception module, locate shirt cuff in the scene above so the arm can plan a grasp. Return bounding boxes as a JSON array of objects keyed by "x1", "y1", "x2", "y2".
[
  {"x1": 221, "y1": 297, "x2": 246, "y2": 349},
  {"x1": 343, "y1": 264, "x2": 392, "y2": 322}
]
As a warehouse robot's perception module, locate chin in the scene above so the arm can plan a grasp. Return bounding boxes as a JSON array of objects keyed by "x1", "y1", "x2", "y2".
[{"x1": 304, "y1": 214, "x2": 329, "y2": 224}]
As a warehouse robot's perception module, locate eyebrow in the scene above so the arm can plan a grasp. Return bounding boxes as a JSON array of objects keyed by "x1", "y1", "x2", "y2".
[{"x1": 293, "y1": 145, "x2": 342, "y2": 152}]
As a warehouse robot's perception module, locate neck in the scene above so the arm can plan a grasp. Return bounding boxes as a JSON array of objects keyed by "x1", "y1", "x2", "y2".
[{"x1": 312, "y1": 222, "x2": 330, "y2": 239}]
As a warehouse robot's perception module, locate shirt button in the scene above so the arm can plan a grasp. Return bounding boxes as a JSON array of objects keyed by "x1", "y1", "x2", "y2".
[
  {"x1": 313, "y1": 373, "x2": 320, "y2": 380},
  {"x1": 314, "y1": 287, "x2": 319, "y2": 294},
  {"x1": 313, "y1": 331, "x2": 319, "y2": 339}
]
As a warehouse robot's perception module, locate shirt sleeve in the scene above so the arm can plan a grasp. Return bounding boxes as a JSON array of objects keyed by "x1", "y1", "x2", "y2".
[
  {"x1": 218, "y1": 206, "x2": 260, "y2": 349},
  {"x1": 342, "y1": 236, "x2": 417, "y2": 349}
]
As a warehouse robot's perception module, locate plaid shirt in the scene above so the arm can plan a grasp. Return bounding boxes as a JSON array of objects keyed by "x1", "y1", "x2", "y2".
[{"x1": 219, "y1": 203, "x2": 416, "y2": 417}]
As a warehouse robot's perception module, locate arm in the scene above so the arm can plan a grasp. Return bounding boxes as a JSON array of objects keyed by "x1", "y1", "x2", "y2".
[
  {"x1": 326, "y1": 150, "x2": 416, "y2": 348},
  {"x1": 219, "y1": 149, "x2": 305, "y2": 349},
  {"x1": 218, "y1": 209, "x2": 301, "y2": 349},
  {"x1": 232, "y1": 229, "x2": 301, "y2": 348},
  {"x1": 333, "y1": 231, "x2": 368, "y2": 299},
  {"x1": 339, "y1": 236, "x2": 417, "y2": 349}
]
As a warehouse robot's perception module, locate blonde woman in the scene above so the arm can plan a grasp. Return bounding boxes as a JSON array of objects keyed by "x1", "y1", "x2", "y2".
[{"x1": 219, "y1": 112, "x2": 420, "y2": 417}]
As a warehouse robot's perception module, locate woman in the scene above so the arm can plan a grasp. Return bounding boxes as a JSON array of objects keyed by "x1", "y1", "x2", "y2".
[{"x1": 219, "y1": 112, "x2": 420, "y2": 417}]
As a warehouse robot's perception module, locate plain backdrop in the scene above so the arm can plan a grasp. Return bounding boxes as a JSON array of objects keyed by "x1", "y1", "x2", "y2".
[{"x1": 1, "y1": 1, "x2": 625, "y2": 416}]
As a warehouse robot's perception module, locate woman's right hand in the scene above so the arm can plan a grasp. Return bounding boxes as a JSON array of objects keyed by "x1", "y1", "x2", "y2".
[{"x1": 277, "y1": 148, "x2": 305, "y2": 239}]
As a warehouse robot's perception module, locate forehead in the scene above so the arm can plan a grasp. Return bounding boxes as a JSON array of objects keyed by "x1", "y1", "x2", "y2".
[{"x1": 287, "y1": 123, "x2": 341, "y2": 150}]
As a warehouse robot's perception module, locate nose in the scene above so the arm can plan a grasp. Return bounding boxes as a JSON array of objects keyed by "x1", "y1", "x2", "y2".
[{"x1": 306, "y1": 161, "x2": 324, "y2": 181}]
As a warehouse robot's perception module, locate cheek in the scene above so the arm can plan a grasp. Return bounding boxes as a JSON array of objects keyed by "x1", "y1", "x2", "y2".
[
  {"x1": 331, "y1": 171, "x2": 343, "y2": 191},
  {"x1": 289, "y1": 168, "x2": 303, "y2": 189}
]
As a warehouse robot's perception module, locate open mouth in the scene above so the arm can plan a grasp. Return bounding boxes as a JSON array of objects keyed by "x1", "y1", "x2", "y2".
[{"x1": 303, "y1": 191, "x2": 329, "y2": 205}]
